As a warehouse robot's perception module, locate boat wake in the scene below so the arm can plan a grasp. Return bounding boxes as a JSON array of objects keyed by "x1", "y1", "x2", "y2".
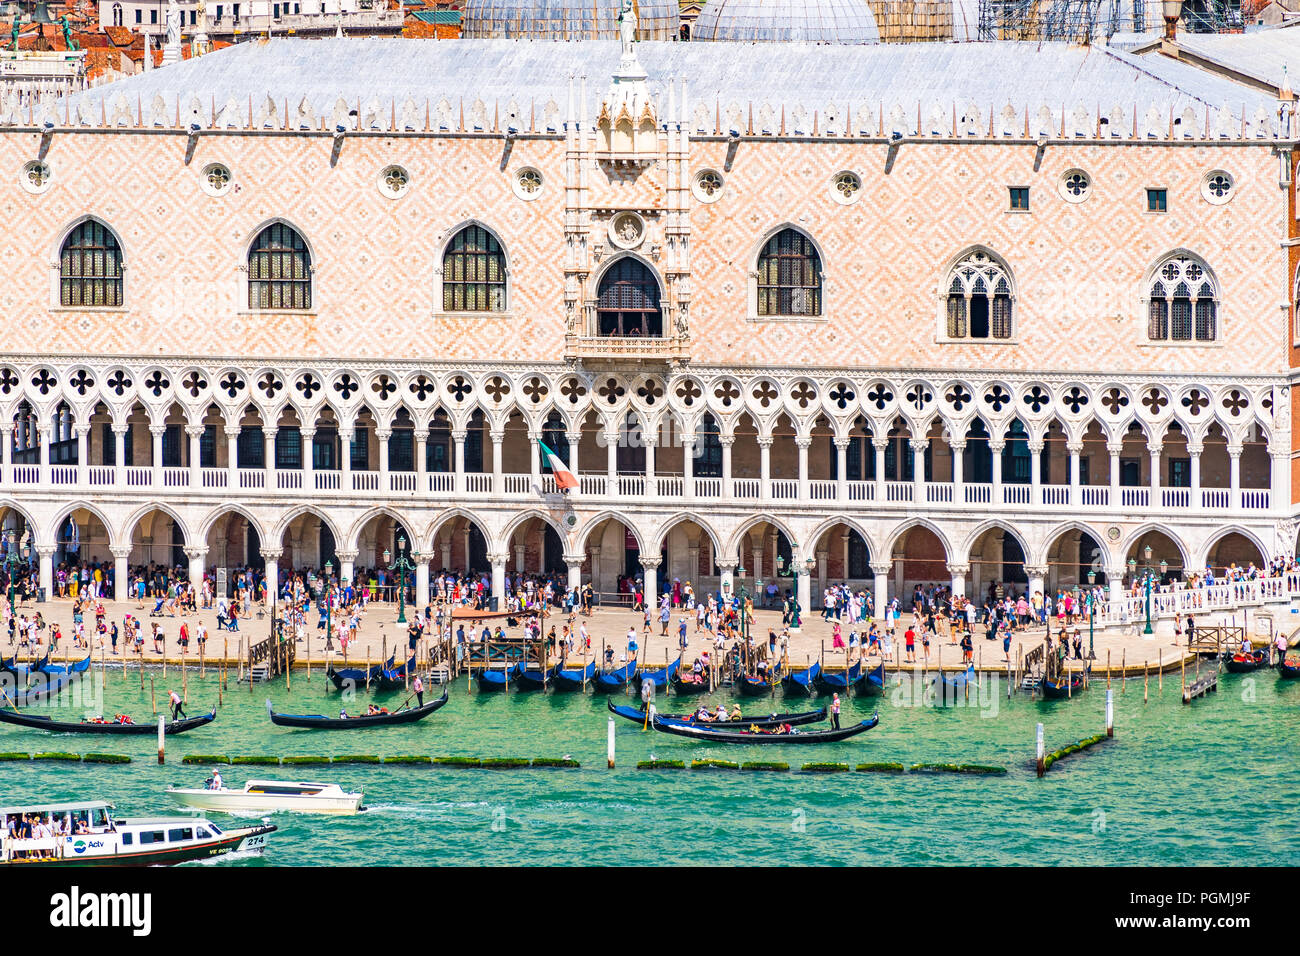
[{"x1": 177, "y1": 849, "x2": 265, "y2": 866}]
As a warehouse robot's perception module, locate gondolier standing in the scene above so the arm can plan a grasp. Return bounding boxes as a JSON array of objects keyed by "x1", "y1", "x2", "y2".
[
  {"x1": 412, "y1": 673, "x2": 424, "y2": 707},
  {"x1": 168, "y1": 689, "x2": 185, "y2": 721},
  {"x1": 830, "y1": 693, "x2": 841, "y2": 730}
]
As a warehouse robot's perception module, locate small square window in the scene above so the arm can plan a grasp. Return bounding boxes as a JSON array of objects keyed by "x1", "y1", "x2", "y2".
[
  {"x1": 150, "y1": 9, "x2": 157, "y2": 23},
  {"x1": 1008, "y1": 187, "x2": 1030, "y2": 211},
  {"x1": 134, "y1": 9, "x2": 141, "y2": 22},
  {"x1": 1147, "y1": 189, "x2": 1168, "y2": 213}
]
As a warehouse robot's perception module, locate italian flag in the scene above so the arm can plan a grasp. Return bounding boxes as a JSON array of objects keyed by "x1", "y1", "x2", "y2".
[{"x1": 539, "y1": 439, "x2": 579, "y2": 491}]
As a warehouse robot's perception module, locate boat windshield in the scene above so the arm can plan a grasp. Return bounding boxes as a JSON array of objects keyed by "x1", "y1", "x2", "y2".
[{"x1": 206, "y1": 821, "x2": 222, "y2": 836}]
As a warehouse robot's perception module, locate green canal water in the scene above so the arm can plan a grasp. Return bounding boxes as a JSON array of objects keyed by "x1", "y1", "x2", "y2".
[{"x1": 1, "y1": 666, "x2": 1296, "y2": 866}]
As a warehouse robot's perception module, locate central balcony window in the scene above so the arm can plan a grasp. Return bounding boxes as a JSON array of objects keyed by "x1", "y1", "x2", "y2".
[{"x1": 596, "y1": 259, "x2": 662, "y2": 337}]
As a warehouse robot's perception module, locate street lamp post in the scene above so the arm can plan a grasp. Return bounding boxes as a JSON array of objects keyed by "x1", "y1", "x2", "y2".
[
  {"x1": 736, "y1": 563, "x2": 750, "y2": 645},
  {"x1": 3, "y1": 529, "x2": 30, "y2": 621},
  {"x1": 384, "y1": 536, "x2": 419, "y2": 625},
  {"x1": 1130, "y1": 544, "x2": 1161, "y2": 636},
  {"x1": 1086, "y1": 569, "x2": 1096, "y2": 660},
  {"x1": 321, "y1": 558, "x2": 334, "y2": 648}
]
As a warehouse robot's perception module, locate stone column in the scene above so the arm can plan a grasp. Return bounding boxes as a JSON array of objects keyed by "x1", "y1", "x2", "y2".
[
  {"x1": 715, "y1": 559, "x2": 733, "y2": 600},
  {"x1": 185, "y1": 546, "x2": 208, "y2": 589},
  {"x1": 1107, "y1": 442, "x2": 1121, "y2": 506},
  {"x1": 514, "y1": 543, "x2": 526, "y2": 575},
  {"x1": 1030, "y1": 439, "x2": 1045, "y2": 507},
  {"x1": 490, "y1": 552, "x2": 507, "y2": 602},
  {"x1": 225, "y1": 425, "x2": 240, "y2": 488},
  {"x1": 1228, "y1": 444, "x2": 1242, "y2": 510},
  {"x1": 452, "y1": 429, "x2": 467, "y2": 495},
  {"x1": 990, "y1": 440, "x2": 1005, "y2": 504},
  {"x1": 335, "y1": 548, "x2": 358, "y2": 587},
  {"x1": 1026, "y1": 564, "x2": 1048, "y2": 606},
  {"x1": 643, "y1": 428, "x2": 657, "y2": 495},
  {"x1": 34, "y1": 543, "x2": 51, "y2": 598},
  {"x1": 339, "y1": 427, "x2": 354, "y2": 492},
  {"x1": 834, "y1": 438, "x2": 849, "y2": 501},
  {"x1": 751, "y1": 546, "x2": 764, "y2": 585},
  {"x1": 948, "y1": 562, "x2": 969, "y2": 599},
  {"x1": 757, "y1": 436, "x2": 772, "y2": 501},
  {"x1": 415, "y1": 430, "x2": 429, "y2": 484},
  {"x1": 75, "y1": 424, "x2": 90, "y2": 486},
  {"x1": 721, "y1": 435, "x2": 735, "y2": 500},
  {"x1": 604, "y1": 427, "x2": 618, "y2": 496},
  {"x1": 35, "y1": 422, "x2": 51, "y2": 487},
  {"x1": 113, "y1": 424, "x2": 130, "y2": 486},
  {"x1": 112, "y1": 545, "x2": 132, "y2": 602},
  {"x1": 796, "y1": 435, "x2": 811, "y2": 501},
  {"x1": 439, "y1": 539, "x2": 451, "y2": 573},
  {"x1": 300, "y1": 427, "x2": 315, "y2": 490},
  {"x1": 149, "y1": 424, "x2": 165, "y2": 487},
  {"x1": 564, "y1": 552, "x2": 584, "y2": 593},
  {"x1": 1147, "y1": 442, "x2": 1161, "y2": 500},
  {"x1": 1107, "y1": 565, "x2": 1125, "y2": 611},
  {"x1": 186, "y1": 424, "x2": 203, "y2": 487},
  {"x1": 873, "y1": 438, "x2": 887, "y2": 499},
  {"x1": 815, "y1": 549, "x2": 828, "y2": 598},
  {"x1": 566, "y1": 430, "x2": 580, "y2": 476},
  {"x1": 1068, "y1": 442, "x2": 1083, "y2": 507},
  {"x1": 910, "y1": 437, "x2": 927, "y2": 498},
  {"x1": 263, "y1": 427, "x2": 277, "y2": 489},
  {"x1": 490, "y1": 430, "x2": 504, "y2": 495},
  {"x1": 376, "y1": 428, "x2": 391, "y2": 492},
  {"x1": 415, "y1": 559, "x2": 430, "y2": 610},
  {"x1": 641, "y1": 556, "x2": 661, "y2": 606},
  {"x1": 871, "y1": 561, "x2": 891, "y2": 622},
  {"x1": 794, "y1": 555, "x2": 812, "y2": 619},
  {"x1": 261, "y1": 548, "x2": 282, "y2": 609},
  {"x1": 528, "y1": 429, "x2": 542, "y2": 486},
  {"x1": 950, "y1": 439, "x2": 965, "y2": 504},
  {"x1": 682, "y1": 434, "x2": 696, "y2": 498},
  {"x1": 1189, "y1": 441, "x2": 1203, "y2": 506}
]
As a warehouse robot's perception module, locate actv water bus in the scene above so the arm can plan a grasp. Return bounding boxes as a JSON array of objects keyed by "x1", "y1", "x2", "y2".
[{"x1": 0, "y1": 800, "x2": 275, "y2": 866}]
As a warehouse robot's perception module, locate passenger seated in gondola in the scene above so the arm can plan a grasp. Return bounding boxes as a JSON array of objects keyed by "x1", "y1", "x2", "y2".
[
  {"x1": 694, "y1": 705, "x2": 713, "y2": 722},
  {"x1": 729, "y1": 703, "x2": 742, "y2": 720},
  {"x1": 755, "y1": 658, "x2": 769, "y2": 679},
  {"x1": 604, "y1": 647, "x2": 615, "y2": 667},
  {"x1": 714, "y1": 703, "x2": 727, "y2": 722},
  {"x1": 115, "y1": 713, "x2": 133, "y2": 724}
]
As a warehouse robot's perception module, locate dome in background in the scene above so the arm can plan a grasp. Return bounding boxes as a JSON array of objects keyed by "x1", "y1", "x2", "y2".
[
  {"x1": 462, "y1": 0, "x2": 682, "y2": 40},
  {"x1": 694, "y1": 0, "x2": 881, "y2": 43}
]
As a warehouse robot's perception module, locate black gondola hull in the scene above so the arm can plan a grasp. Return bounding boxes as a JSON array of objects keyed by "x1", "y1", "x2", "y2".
[
  {"x1": 651, "y1": 712, "x2": 878, "y2": 744},
  {"x1": 608, "y1": 699, "x2": 826, "y2": 729},
  {"x1": 0, "y1": 708, "x2": 216, "y2": 734},
  {"x1": 267, "y1": 691, "x2": 447, "y2": 729}
]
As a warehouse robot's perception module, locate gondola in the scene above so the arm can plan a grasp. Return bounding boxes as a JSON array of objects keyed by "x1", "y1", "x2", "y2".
[
  {"x1": 1, "y1": 652, "x2": 49, "y2": 674},
  {"x1": 591, "y1": 660, "x2": 637, "y2": 693},
  {"x1": 814, "y1": 660, "x2": 880, "y2": 695},
  {"x1": 781, "y1": 661, "x2": 821, "y2": 695},
  {"x1": 1279, "y1": 657, "x2": 1300, "y2": 680},
  {"x1": 1040, "y1": 673, "x2": 1086, "y2": 699},
  {"x1": 650, "y1": 711, "x2": 878, "y2": 744},
  {"x1": 1224, "y1": 650, "x2": 1267, "y2": 673},
  {"x1": 0, "y1": 708, "x2": 216, "y2": 735},
  {"x1": 476, "y1": 663, "x2": 523, "y2": 692},
  {"x1": 608, "y1": 698, "x2": 827, "y2": 730},
  {"x1": 39, "y1": 653, "x2": 93, "y2": 675},
  {"x1": 372, "y1": 655, "x2": 416, "y2": 692},
  {"x1": 4, "y1": 670, "x2": 74, "y2": 704},
  {"x1": 932, "y1": 666, "x2": 978, "y2": 706},
  {"x1": 634, "y1": 656, "x2": 681, "y2": 693},
  {"x1": 327, "y1": 655, "x2": 395, "y2": 691},
  {"x1": 669, "y1": 669, "x2": 711, "y2": 695},
  {"x1": 265, "y1": 691, "x2": 447, "y2": 729},
  {"x1": 513, "y1": 665, "x2": 557, "y2": 691},
  {"x1": 551, "y1": 659, "x2": 597, "y2": 691},
  {"x1": 734, "y1": 665, "x2": 782, "y2": 697}
]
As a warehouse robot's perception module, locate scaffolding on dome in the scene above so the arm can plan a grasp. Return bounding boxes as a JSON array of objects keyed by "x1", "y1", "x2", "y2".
[{"x1": 974, "y1": 0, "x2": 1241, "y2": 40}]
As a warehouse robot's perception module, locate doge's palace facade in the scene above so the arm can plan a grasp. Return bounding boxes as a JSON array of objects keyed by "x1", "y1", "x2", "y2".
[{"x1": 0, "y1": 35, "x2": 1297, "y2": 612}]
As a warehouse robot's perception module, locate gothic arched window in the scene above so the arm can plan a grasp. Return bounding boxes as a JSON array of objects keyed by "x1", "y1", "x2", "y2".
[
  {"x1": 596, "y1": 258, "x2": 662, "y2": 336},
  {"x1": 945, "y1": 249, "x2": 1013, "y2": 339},
  {"x1": 756, "y1": 228, "x2": 821, "y2": 317},
  {"x1": 248, "y1": 222, "x2": 312, "y2": 310},
  {"x1": 442, "y1": 225, "x2": 507, "y2": 312},
  {"x1": 1147, "y1": 254, "x2": 1217, "y2": 342},
  {"x1": 59, "y1": 220, "x2": 124, "y2": 307}
]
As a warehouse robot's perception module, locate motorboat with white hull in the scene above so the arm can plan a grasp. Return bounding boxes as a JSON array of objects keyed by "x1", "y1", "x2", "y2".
[{"x1": 166, "y1": 780, "x2": 364, "y2": 815}]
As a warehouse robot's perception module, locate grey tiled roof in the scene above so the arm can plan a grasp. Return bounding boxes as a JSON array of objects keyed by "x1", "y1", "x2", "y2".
[{"x1": 55, "y1": 37, "x2": 1280, "y2": 132}]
